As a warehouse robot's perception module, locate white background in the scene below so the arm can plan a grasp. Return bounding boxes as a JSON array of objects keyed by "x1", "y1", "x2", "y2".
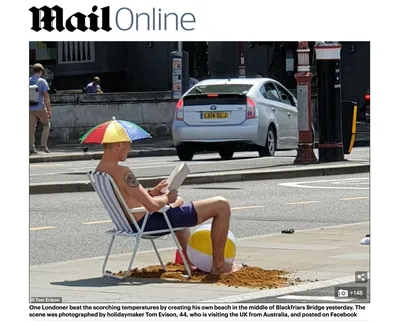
[{"x1": 0, "y1": 0, "x2": 399, "y2": 321}]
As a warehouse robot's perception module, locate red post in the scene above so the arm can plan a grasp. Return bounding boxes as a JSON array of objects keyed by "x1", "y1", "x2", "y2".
[{"x1": 294, "y1": 41, "x2": 318, "y2": 164}]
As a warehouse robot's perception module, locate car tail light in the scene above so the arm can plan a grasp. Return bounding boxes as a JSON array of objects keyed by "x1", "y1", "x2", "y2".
[
  {"x1": 207, "y1": 94, "x2": 219, "y2": 97},
  {"x1": 365, "y1": 94, "x2": 370, "y2": 101},
  {"x1": 176, "y1": 98, "x2": 184, "y2": 120},
  {"x1": 246, "y1": 97, "x2": 257, "y2": 119}
]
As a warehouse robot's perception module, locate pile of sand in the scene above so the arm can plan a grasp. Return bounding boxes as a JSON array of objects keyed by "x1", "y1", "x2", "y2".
[{"x1": 115, "y1": 263, "x2": 293, "y2": 289}]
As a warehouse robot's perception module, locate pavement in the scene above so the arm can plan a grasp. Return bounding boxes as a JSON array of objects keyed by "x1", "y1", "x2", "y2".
[
  {"x1": 30, "y1": 221, "x2": 369, "y2": 303},
  {"x1": 240, "y1": 281, "x2": 370, "y2": 303},
  {"x1": 29, "y1": 122, "x2": 370, "y2": 164},
  {"x1": 29, "y1": 136, "x2": 177, "y2": 163}
]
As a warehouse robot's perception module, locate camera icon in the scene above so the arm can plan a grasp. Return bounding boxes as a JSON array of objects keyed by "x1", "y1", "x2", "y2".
[{"x1": 337, "y1": 289, "x2": 349, "y2": 297}]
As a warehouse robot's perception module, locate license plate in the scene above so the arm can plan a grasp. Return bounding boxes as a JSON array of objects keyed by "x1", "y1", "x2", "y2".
[{"x1": 202, "y1": 112, "x2": 229, "y2": 119}]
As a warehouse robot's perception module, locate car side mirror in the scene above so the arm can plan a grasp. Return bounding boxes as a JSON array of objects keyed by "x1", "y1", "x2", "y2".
[{"x1": 281, "y1": 94, "x2": 288, "y2": 100}]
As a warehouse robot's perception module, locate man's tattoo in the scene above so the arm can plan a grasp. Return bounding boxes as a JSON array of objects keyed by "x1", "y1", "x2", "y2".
[{"x1": 124, "y1": 171, "x2": 139, "y2": 187}]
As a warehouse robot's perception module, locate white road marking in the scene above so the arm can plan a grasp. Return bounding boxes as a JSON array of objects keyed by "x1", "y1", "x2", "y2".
[
  {"x1": 277, "y1": 295, "x2": 352, "y2": 302},
  {"x1": 279, "y1": 177, "x2": 369, "y2": 190},
  {"x1": 287, "y1": 201, "x2": 320, "y2": 205},
  {"x1": 340, "y1": 197, "x2": 369, "y2": 201},
  {"x1": 332, "y1": 180, "x2": 369, "y2": 185},
  {"x1": 231, "y1": 206, "x2": 264, "y2": 210},
  {"x1": 82, "y1": 220, "x2": 112, "y2": 225},
  {"x1": 30, "y1": 226, "x2": 57, "y2": 231}
]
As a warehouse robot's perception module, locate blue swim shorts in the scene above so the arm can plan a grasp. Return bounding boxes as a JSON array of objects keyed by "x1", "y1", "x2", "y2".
[{"x1": 133, "y1": 202, "x2": 198, "y2": 236}]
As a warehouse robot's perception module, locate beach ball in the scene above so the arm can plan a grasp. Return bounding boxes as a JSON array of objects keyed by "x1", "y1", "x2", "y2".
[{"x1": 187, "y1": 223, "x2": 236, "y2": 273}]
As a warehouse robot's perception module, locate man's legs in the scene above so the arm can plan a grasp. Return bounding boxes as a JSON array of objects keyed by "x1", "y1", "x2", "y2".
[
  {"x1": 36, "y1": 109, "x2": 51, "y2": 152},
  {"x1": 170, "y1": 197, "x2": 196, "y2": 269},
  {"x1": 29, "y1": 112, "x2": 38, "y2": 153},
  {"x1": 192, "y1": 196, "x2": 241, "y2": 274}
]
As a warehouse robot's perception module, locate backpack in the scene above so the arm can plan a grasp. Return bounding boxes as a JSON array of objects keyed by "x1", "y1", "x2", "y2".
[{"x1": 29, "y1": 78, "x2": 40, "y2": 105}]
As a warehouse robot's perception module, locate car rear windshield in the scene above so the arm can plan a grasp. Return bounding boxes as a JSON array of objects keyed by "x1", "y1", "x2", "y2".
[{"x1": 187, "y1": 84, "x2": 253, "y2": 95}]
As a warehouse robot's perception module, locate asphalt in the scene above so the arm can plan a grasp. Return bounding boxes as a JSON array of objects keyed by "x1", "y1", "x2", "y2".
[
  {"x1": 30, "y1": 174, "x2": 370, "y2": 265},
  {"x1": 29, "y1": 127, "x2": 370, "y2": 194},
  {"x1": 30, "y1": 221, "x2": 370, "y2": 303},
  {"x1": 30, "y1": 162, "x2": 370, "y2": 195}
]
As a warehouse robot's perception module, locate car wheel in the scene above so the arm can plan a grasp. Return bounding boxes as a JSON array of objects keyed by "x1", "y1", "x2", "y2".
[
  {"x1": 218, "y1": 148, "x2": 234, "y2": 160},
  {"x1": 258, "y1": 126, "x2": 276, "y2": 157},
  {"x1": 176, "y1": 146, "x2": 194, "y2": 161}
]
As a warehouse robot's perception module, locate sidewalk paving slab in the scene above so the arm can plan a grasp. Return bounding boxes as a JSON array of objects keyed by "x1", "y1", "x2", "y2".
[{"x1": 30, "y1": 222, "x2": 369, "y2": 303}]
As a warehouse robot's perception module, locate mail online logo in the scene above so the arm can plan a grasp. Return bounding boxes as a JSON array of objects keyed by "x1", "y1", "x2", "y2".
[
  {"x1": 29, "y1": 6, "x2": 112, "y2": 32},
  {"x1": 29, "y1": 5, "x2": 196, "y2": 32}
]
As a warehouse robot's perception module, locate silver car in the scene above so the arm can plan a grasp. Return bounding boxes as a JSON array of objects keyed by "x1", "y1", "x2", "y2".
[{"x1": 172, "y1": 78, "x2": 300, "y2": 161}]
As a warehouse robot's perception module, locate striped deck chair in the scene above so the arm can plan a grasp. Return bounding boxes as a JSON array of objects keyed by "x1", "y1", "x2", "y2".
[{"x1": 88, "y1": 171, "x2": 192, "y2": 280}]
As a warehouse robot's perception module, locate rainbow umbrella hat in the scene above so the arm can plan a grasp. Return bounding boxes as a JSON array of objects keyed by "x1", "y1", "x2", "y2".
[{"x1": 79, "y1": 117, "x2": 151, "y2": 144}]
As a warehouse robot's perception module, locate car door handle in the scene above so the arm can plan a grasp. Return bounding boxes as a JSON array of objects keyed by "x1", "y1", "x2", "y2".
[{"x1": 272, "y1": 108, "x2": 277, "y2": 112}]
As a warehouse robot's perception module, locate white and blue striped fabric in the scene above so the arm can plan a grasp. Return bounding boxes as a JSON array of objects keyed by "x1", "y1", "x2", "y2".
[{"x1": 88, "y1": 171, "x2": 135, "y2": 234}]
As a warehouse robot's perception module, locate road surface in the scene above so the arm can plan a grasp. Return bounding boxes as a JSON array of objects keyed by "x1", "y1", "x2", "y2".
[
  {"x1": 30, "y1": 173, "x2": 370, "y2": 265},
  {"x1": 29, "y1": 147, "x2": 370, "y2": 184}
]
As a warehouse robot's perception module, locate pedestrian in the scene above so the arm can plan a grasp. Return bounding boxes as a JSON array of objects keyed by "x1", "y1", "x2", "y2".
[
  {"x1": 188, "y1": 75, "x2": 199, "y2": 88},
  {"x1": 95, "y1": 141, "x2": 243, "y2": 275},
  {"x1": 85, "y1": 76, "x2": 103, "y2": 94},
  {"x1": 29, "y1": 63, "x2": 51, "y2": 154}
]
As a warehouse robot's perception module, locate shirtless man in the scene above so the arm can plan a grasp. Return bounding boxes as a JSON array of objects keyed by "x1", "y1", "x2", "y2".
[{"x1": 95, "y1": 141, "x2": 242, "y2": 275}]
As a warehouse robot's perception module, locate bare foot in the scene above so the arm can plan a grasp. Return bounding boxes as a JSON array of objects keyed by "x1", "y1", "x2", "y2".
[
  {"x1": 209, "y1": 262, "x2": 243, "y2": 275},
  {"x1": 181, "y1": 256, "x2": 198, "y2": 272}
]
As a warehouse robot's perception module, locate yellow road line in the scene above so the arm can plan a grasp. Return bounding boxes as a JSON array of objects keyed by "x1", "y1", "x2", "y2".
[
  {"x1": 83, "y1": 220, "x2": 112, "y2": 225},
  {"x1": 231, "y1": 206, "x2": 264, "y2": 210},
  {"x1": 287, "y1": 201, "x2": 320, "y2": 205},
  {"x1": 30, "y1": 226, "x2": 57, "y2": 231},
  {"x1": 340, "y1": 196, "x2": 369, "y2": 201}
]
